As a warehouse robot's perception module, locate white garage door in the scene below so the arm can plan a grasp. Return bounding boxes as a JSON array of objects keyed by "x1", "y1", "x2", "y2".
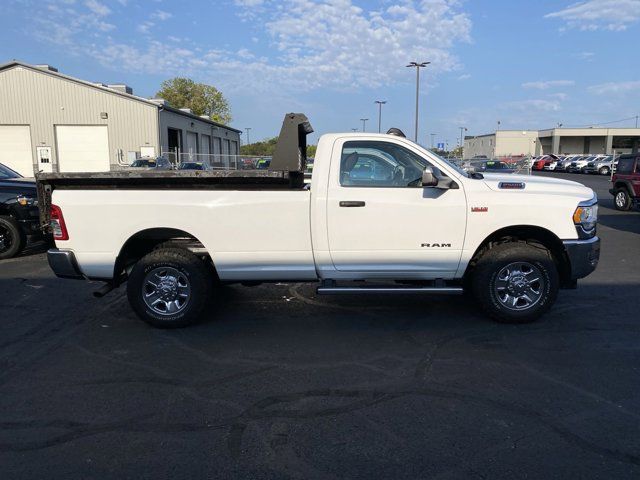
[
  {"x1": 0, "y1": 126, "x2": 33, "y2": 177},
  {"x1": 56, "y1": 126, "x2": 110, "y2": 172}
]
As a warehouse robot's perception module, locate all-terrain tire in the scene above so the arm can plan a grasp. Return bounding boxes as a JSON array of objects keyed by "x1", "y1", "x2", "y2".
[
  {"x1": 127, "y1": 247, "x2": 213, "y2": 328},
  {"x1": 0, "y1": 216, "x2": 25, "y2": 260},
  {"x1": 471, "y1": 242, "x2": 559, "y2": 324}
]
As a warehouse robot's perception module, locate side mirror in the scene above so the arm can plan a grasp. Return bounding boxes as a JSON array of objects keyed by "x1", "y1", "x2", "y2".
[{"x1": 422, "y1": 166, "x2": 438, "y2": 187}]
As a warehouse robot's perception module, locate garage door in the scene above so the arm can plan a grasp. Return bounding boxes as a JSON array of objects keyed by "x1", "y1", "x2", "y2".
[
  {"x1": 56, "y1": 126, "x2": 110, "y2": 172},
  {"x1": 0, "y1": 126, "x2": 33, "y2": 176},
  {"x1": 186, "y1": 131, "x2": 198, "y2": 155},
  {"x1": 201, "y1": 134, "x2": 210, "y2": 155}
]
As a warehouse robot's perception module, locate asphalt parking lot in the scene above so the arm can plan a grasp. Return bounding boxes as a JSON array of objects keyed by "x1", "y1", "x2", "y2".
[{"x1": 1, "y1": 171, "x2": 639, "y2": 479}]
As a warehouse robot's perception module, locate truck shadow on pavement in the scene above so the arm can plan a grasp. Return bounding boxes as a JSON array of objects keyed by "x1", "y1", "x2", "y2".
[{"x1": 598, "y1": 213, "x2": 640, "y2": 235}]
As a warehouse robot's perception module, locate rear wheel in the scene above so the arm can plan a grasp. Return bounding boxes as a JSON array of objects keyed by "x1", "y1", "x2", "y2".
[
  {"x1": 614, "y1": 188, "x2": 632, "y2": 211},
  {"x1": 0, "y1": 216, "x2": 24, "y2": 260},
  {"x1": 598, "y1": 166, "x2": 610, "y2": 175},
  {"x1": 471, "y1": 242, "x2": 559, "y2": 324},
  {"x1": 127, "y1": 247, "x2": 213, "y2": 328}
]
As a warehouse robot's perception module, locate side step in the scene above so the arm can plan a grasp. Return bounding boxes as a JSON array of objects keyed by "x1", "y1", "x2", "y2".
[{"x1": 316, "y1": 285, "x2": 463, "y2": 295}]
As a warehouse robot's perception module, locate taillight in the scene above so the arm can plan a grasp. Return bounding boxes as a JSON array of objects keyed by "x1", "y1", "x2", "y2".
[{"x1": 50, "y1": 204, "x2": 69, "y2": 240}]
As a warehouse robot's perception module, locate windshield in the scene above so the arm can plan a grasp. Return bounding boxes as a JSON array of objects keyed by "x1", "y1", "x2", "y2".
[{"x1": 0, "y1": 163, "x2": 22, "y2": 179}]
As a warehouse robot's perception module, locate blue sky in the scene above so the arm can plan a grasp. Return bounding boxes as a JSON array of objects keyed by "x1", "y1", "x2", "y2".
[{"x1": 1, "y1": 0, "x2": 639, "y2": 147}]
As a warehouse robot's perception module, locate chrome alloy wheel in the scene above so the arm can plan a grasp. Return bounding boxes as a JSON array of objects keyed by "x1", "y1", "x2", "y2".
[
  {"x1": 142, "y1": 267, "x2": 191, "y2": 316},
  {"x1": 494, "y1": 262, "x2": 545, "y2": 311},
  {"x1": 615, "y1": 191, "x2": 627, "y2": 209}
]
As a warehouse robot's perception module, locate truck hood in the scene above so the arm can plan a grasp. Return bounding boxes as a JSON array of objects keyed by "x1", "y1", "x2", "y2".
[{"x1": 481, "y1": 173, "x2": 594, "y2": 200}]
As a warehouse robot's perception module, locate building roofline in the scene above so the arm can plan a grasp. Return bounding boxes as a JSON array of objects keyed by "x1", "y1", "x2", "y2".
[
  {"x1": 160, "y1": 105, "x2": 241, "y2": 133},
  {"x1": 0, "y1": 60, "x2": 241, "y2": 133}
]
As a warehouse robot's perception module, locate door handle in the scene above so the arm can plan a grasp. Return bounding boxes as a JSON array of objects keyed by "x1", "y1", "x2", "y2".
[{"x1": 339, "y1": 201, "x2": 366, "y2": 207}]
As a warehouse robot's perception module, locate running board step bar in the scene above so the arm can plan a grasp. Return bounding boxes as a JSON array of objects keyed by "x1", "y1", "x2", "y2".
[{"x1": 316, "y1": 286, "x2": 463, "y2": 295}]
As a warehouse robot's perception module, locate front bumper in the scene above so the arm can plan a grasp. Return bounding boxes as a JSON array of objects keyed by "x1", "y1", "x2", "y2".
[
  {"x1": 563, "y1": 237, "x2": 600, "y2": 280},
  {"x1": 47, "y1": 249, "x2": 84, "y2": 279}
]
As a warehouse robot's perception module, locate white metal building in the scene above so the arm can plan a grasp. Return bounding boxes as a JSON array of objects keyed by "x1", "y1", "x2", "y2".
[
  {"x1": 464, "y1": 127, "x2": 640, "y2": 159},
  {"x1": 0, "y1": 61, "x2": 241, "y2": 176}
]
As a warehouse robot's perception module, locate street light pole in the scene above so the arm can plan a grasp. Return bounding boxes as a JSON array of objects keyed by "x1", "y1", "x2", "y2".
[
  {"x1": 351, "y1": 128, "x2": 358, "y2": 132},
  {"x1": 245, "y1": 127, "x2": 252, "y2": 146},
  {"x1": 430, "y1": 133, "x2": 436, "y2": 149},
  {"x1": 360, "y1": 118, "x2": 369, "y2": 132},
  {"x1": 374, "y1": 100, "x2": 387, "y2": 133},
  {"x1": 459, "y1": 127, "x2": 467, "y2": 157},
  {"x1": 406, "y1": 61, "x2": 430, "y2": 142}
]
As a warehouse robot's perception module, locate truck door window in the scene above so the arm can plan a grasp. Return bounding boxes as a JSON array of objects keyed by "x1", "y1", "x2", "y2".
[{"x1": 340, "y1": 141, "x2": 433, "y2": 187}]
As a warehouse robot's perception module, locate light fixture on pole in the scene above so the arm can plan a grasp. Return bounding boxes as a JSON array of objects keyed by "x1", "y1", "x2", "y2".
[
  {"x1": 374, "y1": 100, "x2": 387, "y2": 133},
  {"x1": 406, "y1": 61, "x2": 430, "y2": 142},
  {"x1": 245, "y1": 127, "x2": 252, "y2": 145},
  {"x1": 360, "y1": 118, "x2": 369, "y2": 132}
]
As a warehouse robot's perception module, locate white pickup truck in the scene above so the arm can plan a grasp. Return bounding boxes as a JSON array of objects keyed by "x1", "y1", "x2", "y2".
[{"x1": 38, "y1": 114, "x2": 600, "y2": 328}]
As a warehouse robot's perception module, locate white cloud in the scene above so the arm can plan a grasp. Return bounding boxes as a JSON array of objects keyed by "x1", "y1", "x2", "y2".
[
  {"x1": 578, "y1": 51, "x2": 595, "y2": 61},
  {"x1": 507, "y1": 99, "x2": 562, "y2": 112},
  {"x1": 33, "y1": 0, "x2": 473, "y2": 95},
  {"x1": 588, "y1": 81, "x2": 640, "y2": 94},
  {"x1": 152, "y1": 10, "x2": 172, "y2": 21},
  {"x1": 522, "y1": 79, "x2": 575, "y2": 90},
  {"x1": 457, "y1": 73, "x2": 471, "y2": 80},
  {"x1": 84, "y1": 0, "x2": 110, "y2": 17},
  {"x1": 545, "y1": 0, "x2": 640, "y2": 31}
]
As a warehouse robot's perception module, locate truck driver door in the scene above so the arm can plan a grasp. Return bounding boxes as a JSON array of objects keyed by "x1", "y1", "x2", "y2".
[{"x1": 326, "y1": 139, "x2": 467, "y2": 278}]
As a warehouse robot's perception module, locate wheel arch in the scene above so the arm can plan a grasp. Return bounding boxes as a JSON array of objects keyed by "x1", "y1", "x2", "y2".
[
  {"x1": 114, "y1": 227, "x2": 215, "y2": 283},
  {"x1": 613, "y1": 180, "x2": 635, "y2": 195},
  {"x1": 464, "y1": 225, "x2": 571, "y2": 287}
]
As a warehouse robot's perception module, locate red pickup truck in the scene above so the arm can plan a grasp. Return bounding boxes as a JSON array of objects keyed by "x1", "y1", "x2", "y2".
[{"x1": 610, "y1": 154, "x2": 640, "y2": 211}]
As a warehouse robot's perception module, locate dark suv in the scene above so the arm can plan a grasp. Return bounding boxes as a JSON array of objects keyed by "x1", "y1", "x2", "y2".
[
  {"x1": 0, "y1": 163, "x2": 46, "y2": 259},
  {"x1": 609, "y1": 154, "x2": 640, "y2": 211}
]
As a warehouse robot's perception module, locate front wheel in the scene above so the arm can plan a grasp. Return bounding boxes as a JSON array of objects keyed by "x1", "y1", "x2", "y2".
[
  {"x1": 0, "y1": 216, "x2": 25, "y2": 260},
  {"x1": 598, "y1": 166, "x2": 610, "y2": 175},
  {"x1": 127, "y1": 247, "x2": 213, "y2": 328},
  {"x1": 471, "y1": 242, "x2": 559, "y2": 324},
  {"x1": 614, "y1": 189, "x2": 632, "y2": 211}
]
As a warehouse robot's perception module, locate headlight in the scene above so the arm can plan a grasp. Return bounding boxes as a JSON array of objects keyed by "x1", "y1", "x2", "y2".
[
  {"x1": 17, "y1": 195, "x2": 38, "y2": 206},
  {"x1": 573, "y1": 195, "x2": 598, "y2": 238}
]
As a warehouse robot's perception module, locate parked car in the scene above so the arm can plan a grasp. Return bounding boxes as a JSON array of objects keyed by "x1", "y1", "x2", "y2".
[
  {"x1": 39, "y1": 113, "x2": 600, "y2": 328},
  {"x1": 0, "y1": 163, "x2": 47, "y2": 259},
  {"x1": 541, "y1": 155, "x2": 561, "y2": 171},
  {"x1": 568, "y1": 156, "x2": 596, "y2": 173},
  {"x1": 129, "y1": 156, "x2": 174, "y2": 170},
  {"x1": 255, "y1": 158, "x2": 271, "y2": 169},
  {"x1": 609, "y1": 154, "x2": 640, "y2": 211},
  {"x1": 474, "y1": 160, "x2": 517, "y2": 174},
  {"x1": 583, "y1": 155, "x2": 615, "y2": 175},
  {"x1": 555, "y1": 155, "x2": 581, "y2": 172},
  {"x1": 178, "y1": 162, "x2": 211, "y2": 171}
]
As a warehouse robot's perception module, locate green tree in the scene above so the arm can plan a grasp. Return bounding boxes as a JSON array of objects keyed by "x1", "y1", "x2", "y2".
[
  {"x1": 240, "y1": 137, "x2": 317, "y2": 158},
  {"x1": 156, "y1": 77, "x2": 231, "y2": 125}
]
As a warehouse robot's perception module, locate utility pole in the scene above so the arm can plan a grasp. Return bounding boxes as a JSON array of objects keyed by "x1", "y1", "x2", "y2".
[
  {"x1": 374, "y1": 100, "x2": 386, "y2": 133},
  {"x1": 430, "y1": 133, "x2": 436, "y2": 149},
  {"x1": 406, "y1": 61, "x2": 430, "y2": 142},
  {"x1": 636, "y1": 115, "x2": 638, "y2": 128},
  {"x1": 360, "y1": 118, "x2": 369, "y2": 132},
  {"x1": 245, "y1": 127, "x2": 252, "y2": 146}
]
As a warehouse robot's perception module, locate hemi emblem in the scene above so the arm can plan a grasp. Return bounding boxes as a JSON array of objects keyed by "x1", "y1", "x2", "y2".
[
  {"x1": 499, "y1": 182, "x2": 525, "y2": 189},
  {"x1": 471, "y1": 207, "x2": 488, "y2": 212}
]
